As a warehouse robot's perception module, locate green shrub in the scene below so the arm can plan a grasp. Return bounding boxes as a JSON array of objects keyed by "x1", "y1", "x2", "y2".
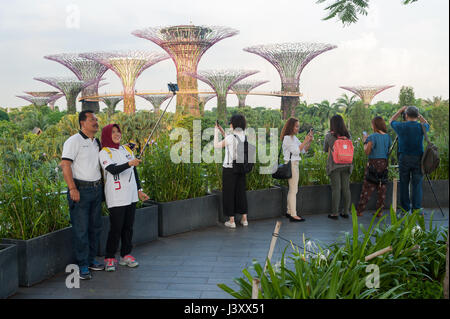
[{"x1": 0, "y1": 159, "x2": 69, "y2": 240}]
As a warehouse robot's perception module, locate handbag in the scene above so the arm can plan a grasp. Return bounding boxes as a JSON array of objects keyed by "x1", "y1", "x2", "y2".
[
  {"x1": 272, "y1": 146, "x2": 292, "y2": 180},
  {"x1": 421, "y1": 124, "x2": 440, "y2": 175}
]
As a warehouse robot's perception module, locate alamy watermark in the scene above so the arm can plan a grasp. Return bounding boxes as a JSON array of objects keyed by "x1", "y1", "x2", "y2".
[
  {"x1": 168, "y1": 120, "x2": 279, "y2": 174},
  {"x1": 66, "y1": 4, "x2": 80, "y2": 29},
  {"x1": 365, "y1": 264, "x2": 380, "y2": 289},
  {"x1": 65, "y1": 264, "x2": 80, "y2": 289}
]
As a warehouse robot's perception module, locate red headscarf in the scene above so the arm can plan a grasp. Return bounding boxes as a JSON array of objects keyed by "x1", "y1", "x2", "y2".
[{"x1": 101, "y1": 124, "x2": 121, "y2": 149}]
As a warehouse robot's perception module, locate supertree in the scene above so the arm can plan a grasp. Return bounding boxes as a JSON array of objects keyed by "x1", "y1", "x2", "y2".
[
  {"x1": 99, "y1": 96, "x2": 123, "y2": 116},
  {"x1": 33, "y1": 77, "x2": 97, "y2": 114},
  {"x1": 44, "y1": 53, "x2": 109, "y2": 113},
  {"x1": 186, "y1": 69, "x2": 259, "y2": 121},
  {"x1": 339, "y1": 85, "x2": 395, "y2": 107},
  {"x1": 136, "y1": 94, "x2": 172, "y2": 114},
  {"x1": 243, "y1": 42, "x2": 337, "y2": 119},
  {"x1": 231, "y1": 80, "x2": 269, "y2": 107},
  {"x1": 132, "y1": 25, "x2": 239, "y2": 115},
  {"x1": 23, "y1": 91, "x2": 63, "y2": 110},
  {"x1": 80, "y1": 51, "x2": 169, "y2": 114},
  {"x1": 16, "y1": 94, "x2": 63, "y2": 108},
  {"x1": 197, "y1": 94, "x2": 216, "y2": 115}
]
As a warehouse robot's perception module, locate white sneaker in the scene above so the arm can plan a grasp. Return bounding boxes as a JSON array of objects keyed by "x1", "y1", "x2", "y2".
[
  {"x1": 224, "y1": 221, "x2": 236, "y2": 228},
  {"x1": 240, "y1": 220, "x2": 248, "y2": 227},
  {"x1": 119, "y1": 255, "x2": 139, "y2": 268}
]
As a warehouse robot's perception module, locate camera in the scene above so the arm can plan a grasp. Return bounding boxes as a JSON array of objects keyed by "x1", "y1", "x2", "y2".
[{"x1": 167, "y1": 83, "x2": 179, "y2": 93}]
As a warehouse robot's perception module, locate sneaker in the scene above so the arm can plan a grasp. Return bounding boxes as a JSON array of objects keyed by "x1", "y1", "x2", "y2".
[
  {"x1": 240, "y1": 220, "x2": 248, "y2": 227},
  {"x1": 79, "y1": 266, "x2": 92, "y2": 280},
  {"x1": 224, "y1": 221, "x2": 236, "y2": 228},
  {"x1": 104, "y1": 258, "x2": 117, "y2": 272},
  {"x1": 119, "y1": 255, "x2": 139, "y2": 268},
  {"x1": 89, "y1": 259, "x2": 105, "y2": 271}
]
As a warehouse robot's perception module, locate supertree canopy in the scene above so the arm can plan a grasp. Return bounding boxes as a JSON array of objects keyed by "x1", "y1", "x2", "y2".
[
  {"x1": 187, "y1": 69, "x2": 259, "y2": 121},
  {"x1": 80, "y1": 51, "x2": 169, "y2": 114},
  {"x1": 99, "y1": 96, "x2": 123, "y2": 116},
  {"x1": 23, "y1": 91, "x2": 62, "y2": 110},
  {"x1": 132, "y1": 25, "x2": 239, "y2": 115},
  {"x1": 231, "y1": 80, "x2": 269, "y2": 107},
  {"x1": 44, "y1": 53, "x2": 109, "y2": 113},
  {"x1": 136, "y1": 94, "x2": 172, "y2": 114},
  {"x1": 33, "y1": 76, "x2": 97, "y2": 114},
  {"x1": 339, "y1": 85, "x2": 395, "y2": 106},
  {"x1": 243, "y1": 42, "x2": 337, "y2": 119},
  {"x1": 24, "y1": 91, "x2": 60, "y2": 97},
  {"x1": 16, "y1": 94, "x2": 62, "y2": 108}
]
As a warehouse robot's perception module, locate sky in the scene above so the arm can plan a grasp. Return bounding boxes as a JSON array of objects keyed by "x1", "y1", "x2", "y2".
[{"x1": 0, "y1": 0, "x2": 448, "y2": 113}]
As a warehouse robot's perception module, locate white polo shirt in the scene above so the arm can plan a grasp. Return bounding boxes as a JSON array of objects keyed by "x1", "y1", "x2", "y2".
[
  {"x1": 99, "y1": 146, "x2": 139, "y2": 209},
  {"x1": 61, "y1": 131, "x2": 101, "y2": 182}
]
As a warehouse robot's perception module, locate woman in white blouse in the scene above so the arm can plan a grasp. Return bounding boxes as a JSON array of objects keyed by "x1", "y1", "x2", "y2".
[
  {"x1": 280, "y1": 117, "x2": 314, "y2": 222},
  {"x1": 214, "y1": 114, "x2": 248, "y2": 229}
]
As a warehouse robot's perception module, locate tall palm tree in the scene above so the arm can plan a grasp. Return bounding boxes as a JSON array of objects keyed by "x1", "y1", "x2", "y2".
[
  {"x1": 424, "y1": 96, "x2": 449, "y2": 108},
  {"x1": 335, "y1": 93, "x2": 358, "y2": 115}
]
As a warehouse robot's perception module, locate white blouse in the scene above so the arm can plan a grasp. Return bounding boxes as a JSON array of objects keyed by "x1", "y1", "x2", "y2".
[
  {"x1": 214, "y1": 129, "x2": 246, "y2": 168},
  {"x1": 282, "y1": 135, "x2": 306, "y2": 162}
]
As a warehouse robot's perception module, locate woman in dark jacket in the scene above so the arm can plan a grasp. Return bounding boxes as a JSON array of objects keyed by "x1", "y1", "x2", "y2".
[{"x1": 323, "y1": 115, "x2": 353, "y2": 219}]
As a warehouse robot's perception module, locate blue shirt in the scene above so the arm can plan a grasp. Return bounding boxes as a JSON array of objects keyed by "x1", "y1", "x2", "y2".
[
  {"x1": 391, "y1": 121, "x2": 430, "y2": 156},
  {"x1": 365, "y1": 133, "x2": 392, "y2": 159}
]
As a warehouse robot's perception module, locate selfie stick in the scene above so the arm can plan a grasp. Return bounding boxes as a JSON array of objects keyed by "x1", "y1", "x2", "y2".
[{"x1": 138, "y1": 83, "x2": 178, "y2": 159}]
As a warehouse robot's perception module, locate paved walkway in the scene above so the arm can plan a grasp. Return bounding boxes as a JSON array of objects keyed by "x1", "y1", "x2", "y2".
[{"x1": 10, "y1": 208, "x2": 448, "y2": 299}]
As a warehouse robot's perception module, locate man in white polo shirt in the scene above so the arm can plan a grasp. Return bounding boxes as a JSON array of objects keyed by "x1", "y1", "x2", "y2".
[{"x1": 60, "y1": 110, "x2": 104, "y2": 280}]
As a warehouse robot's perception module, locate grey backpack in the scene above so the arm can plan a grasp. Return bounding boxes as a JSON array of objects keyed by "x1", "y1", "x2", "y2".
[{"x1": 421, "y1": 124, "x2": 440, "y2": 175}]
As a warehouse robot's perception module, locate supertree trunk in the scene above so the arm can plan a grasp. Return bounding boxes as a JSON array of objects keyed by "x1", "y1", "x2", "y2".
[
  {"x1": 176, "y1": 62, "x2": 200, "y2": 116},
  {"x1": 237, "y1": 96, "x2": 246, "y2": 108},
  {"x1": 66, "y1": 94, "x2": 77, "y2": 114},
  {"x1": 123, "y1": 85, "x2": 136, "y2": 114},
  {"x1": 82, "y1": 100, "x2": 100, "y2": 113},
  {"x1": 281, "y1": 83, "x2": 299, "y2": 119},
  {"x1": 217, "y1": 94, "x2": 227, "y2": 122}
]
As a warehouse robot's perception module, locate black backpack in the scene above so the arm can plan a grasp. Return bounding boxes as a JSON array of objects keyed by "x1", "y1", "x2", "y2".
[
  {"x1": 421, "y1": 124, "x2": 440, "y2": 175},
  {"x1": 229, "y1": 134, "x2": 256, "y2": 175}
]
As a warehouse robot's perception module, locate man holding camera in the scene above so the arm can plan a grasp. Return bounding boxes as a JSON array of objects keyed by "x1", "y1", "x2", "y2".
[{"x1": 389, "y1": 105, "x2": 430, "y2": 214}]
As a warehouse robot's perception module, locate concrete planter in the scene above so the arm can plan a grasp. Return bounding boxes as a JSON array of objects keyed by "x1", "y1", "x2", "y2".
[
  {"x1": 98, "y1": 204, "x2": 159, "y2": 256},
  {"x1": 1, "y1": 227, "x2": 74, "y2": 287},
  {"x1": 212, "y1": 186, "x2": 283, "y2": 223},
  {"x1": 144, "y1": 194, "x2": 219, "y2": 237},
  {"x1": 0, "y1": 244, "x2": 19, "y2": 298},
  {"x1": 280, "y1": 179, "x2": 449, "y2": 215}
]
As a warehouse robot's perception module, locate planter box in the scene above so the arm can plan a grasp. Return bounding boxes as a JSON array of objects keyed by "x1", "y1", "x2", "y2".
[
  {"x1": 98, "y1": 204, "x2": 159, "y2": 256},
  {"x1": 144, "y1": 194, "x2": 219, "y2": 237},
  {"x1": 213, "y1": 187, "x2": 283, "y2": 223},
  {"x1": 280, "y1": 179, "x2": 449, "y2": 215},
  {"x1": 2, "y1": 227, "x2": 74, "y2": 287},
  {"x1": 0, "y1": 244, "x2": 18, "y2": 298}
]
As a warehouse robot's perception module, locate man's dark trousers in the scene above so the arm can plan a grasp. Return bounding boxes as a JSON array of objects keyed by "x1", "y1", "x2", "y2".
[
  {"x1": 67, "y1": 184, "x2": 103, "y2": 268},
  {"x1": 398, "y1": 153, "x2": 423, "y2": 212}
]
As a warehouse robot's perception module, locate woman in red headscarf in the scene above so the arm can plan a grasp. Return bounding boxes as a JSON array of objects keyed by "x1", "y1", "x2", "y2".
[{"x1": 99, "y1": 124, "x2": 149, "y2": 272}]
